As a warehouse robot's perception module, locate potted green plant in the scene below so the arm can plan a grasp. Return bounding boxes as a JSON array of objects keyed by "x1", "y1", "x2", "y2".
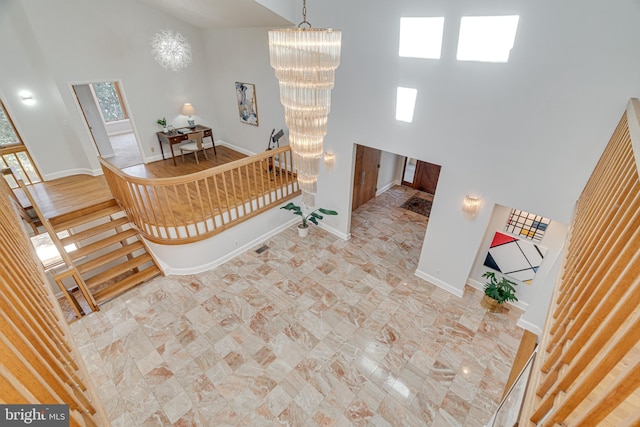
[
  {"x1": 157, "y1": 117, "x2": 168, "y2": 132},
  {"x1": 280, "y1": 202, "x2": 337, "y2": 237},
  {"x1": 481, "y1": 271, "x2": 518, "y2": 312}
]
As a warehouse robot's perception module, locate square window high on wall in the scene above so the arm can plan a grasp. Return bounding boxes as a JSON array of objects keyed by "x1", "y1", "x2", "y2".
[{"x1": 505, "y1": 209, "x2": 550, "y2": 242}]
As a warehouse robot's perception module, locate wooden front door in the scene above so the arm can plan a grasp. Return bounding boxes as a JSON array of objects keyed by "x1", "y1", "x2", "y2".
[
  {"x1": 402, "y1": 158, "x2": 441, "y2": 195},
  {"x1": 352, "y1": 144, "x2": 381, "y2": 211}
]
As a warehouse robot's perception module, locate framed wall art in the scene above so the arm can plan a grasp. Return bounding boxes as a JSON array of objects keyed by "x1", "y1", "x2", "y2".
[
  {"x1": 235, "y1": 82, "x2": 258, "y2": 126},
  {"x1": 484, "y1": 231, "x2": 548, "y2": 284}
]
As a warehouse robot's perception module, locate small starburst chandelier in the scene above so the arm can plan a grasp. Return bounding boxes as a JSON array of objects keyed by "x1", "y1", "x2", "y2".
[
  {"x1": 269, "y1": 0, "x2": 341, "y2": 208},
  {"x1": 151, "y1": 29, "x2": 192, "y2": 71}
]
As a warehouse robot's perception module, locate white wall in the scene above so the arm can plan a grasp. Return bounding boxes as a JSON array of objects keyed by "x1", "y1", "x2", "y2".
[
  {"x1": 1, "y1": 0, "x2": 218, "y2": 177},
  {"x1": 376, "y1": 151, "x2": 402, "y2": 195},
  {"x1": 465, "y1": 203, "x2": 568, "y2": 332},
  {"x1": 188, "y1": 0, "x2": 640, "y2": 333},
  {"x1": 203, "y1": 27, "x2": 288, "y2": 154},
  {"x1": 308, "y1": 0, "x2": 640, "y2": 310},
  {"x1": 0, "y1": 1, "x2": 92, "y2": 179}
]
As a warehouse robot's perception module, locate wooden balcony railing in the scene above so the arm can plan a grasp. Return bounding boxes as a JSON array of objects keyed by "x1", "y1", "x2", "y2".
[
  {"x1": 100, "y1": 145, "x2": 300, "y2": 244},
  {"x1": 518, "y1": 99, "x2": 640, "y2": 426}
]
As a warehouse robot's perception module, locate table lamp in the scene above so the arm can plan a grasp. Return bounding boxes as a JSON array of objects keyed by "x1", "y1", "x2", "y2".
[{"x1": 181, "y1": 103, "x2": 196, "y2": 128}]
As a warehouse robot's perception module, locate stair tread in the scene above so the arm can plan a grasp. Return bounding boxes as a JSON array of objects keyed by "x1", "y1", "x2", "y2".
[
  {"x1": 69, "y1": 228, "x2": 139, "y2": 261},
  {"x1": 50, "y1": 199, "x2": 121, "y2": 231},
  {"x1": 85, "y1": 253, "x2": 152, "y2": 288},
  {"x1": 76, "y1": 241, "x2": 145, "y2": 275},
  {"x1": 93, "y1": 266, "x2": 162, "y2": 304},
  {"x1": 60, "y1": 216, "x2": 131, "y2": 246}
]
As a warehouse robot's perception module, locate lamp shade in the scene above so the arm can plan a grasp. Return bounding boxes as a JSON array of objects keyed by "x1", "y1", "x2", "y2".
[{"x1": 181, "y1": 103, "x2": 196, "y2": 116}]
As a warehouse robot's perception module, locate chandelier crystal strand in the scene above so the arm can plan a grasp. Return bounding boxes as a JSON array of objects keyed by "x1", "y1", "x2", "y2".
[
  {"x1": 151, "y1": 29, "x2": 192, "y2": 71},
  {"x1": 269, "y1": 26, "x2": 341, "y2": 208}
]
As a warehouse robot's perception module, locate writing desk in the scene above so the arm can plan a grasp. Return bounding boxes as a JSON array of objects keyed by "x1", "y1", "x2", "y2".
[{"x1": 156, "y1": 125, "x2": 216, "y2": 166}]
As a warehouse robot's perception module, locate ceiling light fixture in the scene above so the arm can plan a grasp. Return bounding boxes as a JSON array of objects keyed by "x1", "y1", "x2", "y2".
[
  {"x1": 268, "y1": 0, "x2": 341, "y2": 208},
  {"x1": 151, "y1": 29, "x2": 192, "y2": 71},
  {"x1": 19, "y1": 91, "x2": 35, "y2": 106}
]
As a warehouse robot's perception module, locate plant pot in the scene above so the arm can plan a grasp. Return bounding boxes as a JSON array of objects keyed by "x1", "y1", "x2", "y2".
[
  {"x1": 162, "y1": 127, "x2": 168, "y2": 133},
  {"x1": 481, "y1": 294, "x2": 502, "y2": 312},
  {"x1": 297, "y1": 224, "x2": 309, "y2": 237}
]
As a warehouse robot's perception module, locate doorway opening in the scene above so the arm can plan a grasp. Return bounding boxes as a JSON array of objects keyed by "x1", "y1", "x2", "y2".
[
  {"x1": 72, "y1": 81, "x2": 143, "y2": 169},
  {"x1": 401, "y1": 157, "x2": 441, "y2": 196}
]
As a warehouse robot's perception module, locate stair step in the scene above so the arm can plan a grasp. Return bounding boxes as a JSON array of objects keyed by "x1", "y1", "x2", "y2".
[
  {"x1": 49, "y1": 199, "x2": 121, "y2": 232},
  {"x1": 60, "y1": 216, "x2": 131, "y2": 246},
  {"x1": 93, "y1": 266, "x2": 162, "y2": 304},
  {"x1": 76, "y1": 241, "x2": 145, "y2": 275},
  {"x1": 69, "y1": 228, "x2": 138, "y2": 261},
  {"x1": 85, "y1": 253, "x2": 152, "y2": 289}
]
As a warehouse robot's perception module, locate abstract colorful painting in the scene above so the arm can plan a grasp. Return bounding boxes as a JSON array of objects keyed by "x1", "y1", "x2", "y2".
[
  {"x1": 484, "y1": 231, "x2": 547, "y2": 284},
  {"x1": 505, "y1": 209, "x2": 550, "y2": 242}
]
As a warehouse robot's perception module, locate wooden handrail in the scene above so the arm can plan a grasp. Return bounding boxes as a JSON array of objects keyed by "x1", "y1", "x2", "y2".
[
  {"x1": 517, "y1": 99, "x2": 640, "y2": 426},
  {"x1": 100, "y1": 145, "x2": 300, "y2": 245}
]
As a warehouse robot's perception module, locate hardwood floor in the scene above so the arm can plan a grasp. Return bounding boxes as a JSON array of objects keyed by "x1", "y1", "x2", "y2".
[
  {"x1": 117, "y1": 145, "x2": 247, "y2": 178},
  {"x1": 27, "y1": 145, "x2": 249, "y2": 218}
]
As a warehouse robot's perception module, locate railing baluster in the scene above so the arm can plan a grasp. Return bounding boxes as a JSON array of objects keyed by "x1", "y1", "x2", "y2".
[{"x1": 99, "y1": 146, "x2": 300, "y2": 244}]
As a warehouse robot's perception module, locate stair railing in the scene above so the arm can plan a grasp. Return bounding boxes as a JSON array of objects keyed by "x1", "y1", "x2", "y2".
[
  {"x1": 12, "y1": 176, "x2": 98, "y2": 317},
  {"x1": 100, "y1": 145, "x2": 300, "y2": 245}
]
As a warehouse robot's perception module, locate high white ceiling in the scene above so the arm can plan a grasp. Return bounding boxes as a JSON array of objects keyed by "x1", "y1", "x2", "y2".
[{"x1": 138, "y1": 0, "x2": 293, "y2": 29}]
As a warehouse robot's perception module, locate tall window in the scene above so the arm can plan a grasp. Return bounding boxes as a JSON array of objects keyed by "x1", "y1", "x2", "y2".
[
  {"x1": 0, "y1": 99, "x2": 41, "y2": 186},
  {"x1": 92, "y1": 81, "x2": 128, "y2": 122}
]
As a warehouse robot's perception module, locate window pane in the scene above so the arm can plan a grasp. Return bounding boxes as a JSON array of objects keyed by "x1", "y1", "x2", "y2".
[
  {"x1": 457, "y1": 15, "x2": 520, "y2": 63},
  {"x1": 399, "y1": 17, "x2": 445, "y2": 59},
  {"x1": 93, "y1": 82, "x2": 125, "y2": 122},
  {"x1": 16, "y1": 152, "x2": 40, "y2": 183},
  {"x1": 0, "y1": 105, "x2": 20, "y2": 147},
  {"x1": 396, "y1": 87, "x2": 418, "y2": 122}
]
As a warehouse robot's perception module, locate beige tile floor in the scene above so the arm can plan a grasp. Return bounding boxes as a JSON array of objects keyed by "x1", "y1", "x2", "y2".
[{"x1": 70, "y1": 185, "x2": 524, "y2": 426}]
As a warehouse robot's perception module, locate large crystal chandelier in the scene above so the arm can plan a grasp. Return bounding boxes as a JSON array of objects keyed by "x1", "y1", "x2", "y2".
[
  {"x1": 151, "y1": 29, "x2": 192, "y2": 71},
  {"x1": 268, "y1": 0, "x2": 341, "y2": 208}
]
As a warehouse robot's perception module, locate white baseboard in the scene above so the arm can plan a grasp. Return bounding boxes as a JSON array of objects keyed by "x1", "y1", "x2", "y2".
[
  {"x1": 467, "y1": 278, "x2": 483, "y2": 290},
  {"x1": 319, "y1": 222, "x2": 351, "y2": 240},
  {"x1": 43, "y1": 168, "x2": 102, "y2": 181},
  {"x1": 162, "y1": 219, "x2": 296, "y2": 276},
  {"x1": 218, "y1": 140, "x2": 256, "y2": 156},
  {"x1": 517, "y1": 317, "x2": 542, "y2": 336},
  {"x1": 145, "y1": 153, "x2": 165, "y2": 163},
  {"x1": 376, "y1": 182, "x2": 394, "y2": 197},
  {"x1": 414, "y1": 269, "x2": 464, "y2": 298}
]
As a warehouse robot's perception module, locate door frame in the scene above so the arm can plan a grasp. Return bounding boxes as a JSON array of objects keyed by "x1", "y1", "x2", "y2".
[{"x1": 68, "y1": 79, "x2": 145, "y2": 165}]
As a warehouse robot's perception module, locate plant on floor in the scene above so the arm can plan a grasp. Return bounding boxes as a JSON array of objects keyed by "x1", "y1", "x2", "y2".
[
  {"x1": 280, "y1": 202, "x2": 337, "y2": 236},
  {"x1": 481, "y1": 271, "x2": 518, "y2": 312}
]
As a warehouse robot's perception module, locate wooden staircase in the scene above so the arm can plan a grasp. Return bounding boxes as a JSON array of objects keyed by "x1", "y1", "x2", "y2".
[{"x1": 48, "y1": 198, "x2": 162, "y2": 306}]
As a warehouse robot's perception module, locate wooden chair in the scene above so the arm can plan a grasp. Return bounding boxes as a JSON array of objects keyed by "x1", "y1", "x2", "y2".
[{"x1": 179, "y1": 130, "x2": 208, "y2": 164}]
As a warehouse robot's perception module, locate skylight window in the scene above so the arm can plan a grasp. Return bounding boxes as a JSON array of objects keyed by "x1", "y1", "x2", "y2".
[
  {"x1": 399, "y1": 17, "x2": 445, "y2": 59},
  {"x1": 456, "y1": 15, "x2": 520, "y2": 63},
  {"x1": 396, "y1": 87, "x2": 418, "y2": 123}
]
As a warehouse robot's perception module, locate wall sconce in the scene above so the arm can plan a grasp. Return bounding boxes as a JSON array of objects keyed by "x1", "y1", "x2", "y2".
[
  {"x1": 324, "y1": 151, "x2": 336, "y2": 171},
  {"x1": 462, "y1": 194, "x2": 482, "y2": 218},
  {"x1": 19, "y1": 91, "x2": 35, "y2": 105},
  {"x1": 181, "y1": 103, "x2": 196, "y2": 128}
]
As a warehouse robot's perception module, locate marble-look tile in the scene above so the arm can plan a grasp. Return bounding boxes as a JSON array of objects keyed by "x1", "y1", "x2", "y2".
[{"x1": 70, "y1": 186, "x2": 525, "y2": 426}]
